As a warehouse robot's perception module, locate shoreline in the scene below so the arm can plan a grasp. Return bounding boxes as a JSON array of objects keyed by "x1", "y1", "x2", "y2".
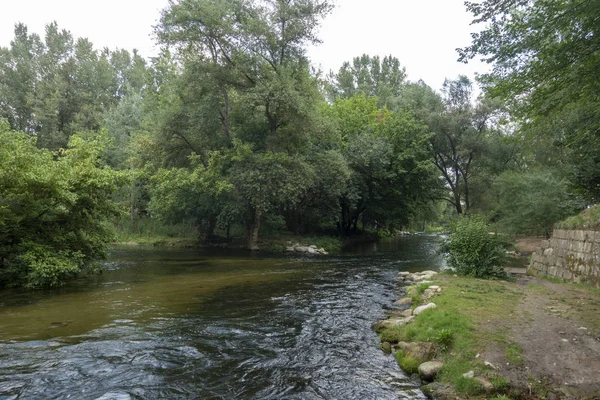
[{"x1": 374, "y1": 271, "x2": 600, "y2": 399}]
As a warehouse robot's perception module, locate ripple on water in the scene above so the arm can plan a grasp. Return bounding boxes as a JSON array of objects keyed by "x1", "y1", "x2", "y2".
[{"x1": 0, "y1": 236, "x2": 444, "y2": 399}]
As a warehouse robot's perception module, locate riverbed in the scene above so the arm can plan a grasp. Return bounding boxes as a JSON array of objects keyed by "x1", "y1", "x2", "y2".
[{"x1": 0, "y1": 235, "x2": 444, "y2": 399}]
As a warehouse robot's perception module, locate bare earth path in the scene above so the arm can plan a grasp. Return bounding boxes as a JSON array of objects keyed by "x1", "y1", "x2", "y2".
[{"x1": 483, "y1": 276, "x2": 600, "y2": 399}]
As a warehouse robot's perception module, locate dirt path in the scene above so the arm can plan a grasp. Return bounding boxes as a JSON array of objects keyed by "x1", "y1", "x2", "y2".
[{"x1": 483, "y1": 276, "x2": 600, "y2": 399}]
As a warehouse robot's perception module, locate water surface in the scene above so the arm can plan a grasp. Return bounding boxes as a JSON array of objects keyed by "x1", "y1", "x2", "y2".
[{"x1": 0, "y1": 235, "x2": 444, "y2": 399}]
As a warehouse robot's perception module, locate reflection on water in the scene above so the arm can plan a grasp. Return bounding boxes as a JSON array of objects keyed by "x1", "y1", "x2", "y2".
[{"x1": 0, "y1": 235, "x2": 444, "y2": 399}]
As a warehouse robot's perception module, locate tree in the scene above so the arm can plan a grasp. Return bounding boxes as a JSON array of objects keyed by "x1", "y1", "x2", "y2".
[
  {"x1": 326, "y1": 54, "x2": 406, "y2": 109},
  {"x1": 151, "y1": 0, "x2": 333, "y2": 248},
  {"x1": 492, "y1": 170, "x2": 584, "y2": 237},
  {"x1": 459, "y1": 0, "x2": 600, "y2": 200},
  {"x1": 0, "y1": 120, "x2": 127, "y2": 288},
  {"x1": 427, "y1": 76, "x2": 515, "y2": 215}
]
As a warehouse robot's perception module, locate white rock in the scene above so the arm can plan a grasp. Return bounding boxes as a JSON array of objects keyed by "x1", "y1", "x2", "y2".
[
  {"x1": 307, "y1": 247, "x2": 317, "y2": 254},
  {"x1": 398, "y1": 271, "x2": 411, "y2": 276},
  {"x1": 462, "y1": 370, "x2": 475, "y2": 378},
  {"x1": 429, "y1": 285, "x2": 440, "y2": 290},
  {"x1": 484, "y1": 361, "x2": 498, "y2": 370},
  {"x1": 413, "y1": 303, "x2": 437, "y2": 315},
  {"x1": 309, "y1": 244, "x2": 317, "y2": 249}
]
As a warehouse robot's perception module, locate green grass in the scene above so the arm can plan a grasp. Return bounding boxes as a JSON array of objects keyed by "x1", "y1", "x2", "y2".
[
  {"x1": 454, "y1": 376, "x2": 484, "y2": 396},
  {"x1": 380, "y1": 274, "x2": 523, "y2": 394},
  {"x1": 557, "y1": 205, "x2": 600, "y2": 229},
  {"x1": 111, "y1": 217, "x2": 200, "y2": 246},
  {"x1": 505, "y1": 344, "x2": 524, "y2": 365},
  {"x1": 259, "y1": 234, "x2": 343, "y2": 253},
  {"x1": 394, "y1": 350, "x2": 420, "y2": 374}
]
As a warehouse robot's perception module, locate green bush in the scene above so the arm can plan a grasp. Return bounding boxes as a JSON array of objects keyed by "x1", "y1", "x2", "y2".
[{"x1": 445, "y1": 216, "x2": 508, "y2": 279}]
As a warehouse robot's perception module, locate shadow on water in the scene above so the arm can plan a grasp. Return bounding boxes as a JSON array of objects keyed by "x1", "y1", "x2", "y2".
[{"x1": 0, "y1": 235, "x2": 445, "y2": 399}]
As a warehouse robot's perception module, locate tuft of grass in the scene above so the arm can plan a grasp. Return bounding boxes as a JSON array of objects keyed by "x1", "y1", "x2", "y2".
[
  {"x1": 454, "y1": 376, "x2": 484, "y2": 396},
  {"x1": 394, "y1": 350, "x2": 420, "y2": 374},
  {"x1": 505, "y1": 343, "x2": 524, "y2": 365},
  {"x1": 490, "y1": 375, "x2": 511, "y2": 393}
]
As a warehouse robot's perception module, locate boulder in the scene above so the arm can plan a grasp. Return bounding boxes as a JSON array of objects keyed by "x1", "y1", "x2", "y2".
[
  {"x1": 407, "y1": 288, "x2": 418, "y2": 296},
  {"x1": 418, "y1": 361, "x2": 444, "y2": 381},
  {"x1": 381, "y1": 341, "x2": 392, "y2": 353},
  {"x1": 396, "y1": 341, "x2": 438, "y2": 363},
  {"x1": 423, "y1": 288, "x2": 437, "y2": 299},
  {"x1": 294, "y1": 246, "x2": 309, "y2": 252},
  {"x1": 397, "y1": 271, "x2": 411, "y2": 277},
  {"x1": 307, "y1": 247, "x2": 318, "y2": 254},
  {"x1": 285, "y1": 246, "x2": 295, "y2": 252},
  {"x1": 372, "y1": 318, "x2": 409, "y2": 331},
  {"x1": 393, "y1": 297, "x2": 413, "y2": 307},
  {"x1": 462, "y1": 370, "x2": 474, "y2": 378},
  {"x1": 386, "y1": 309, "x2": 413, "y2": 318},
  {"x1": 421, "y1": 382, "x2": 456, "y2": 400},
  {"x1": 413, "y1": 302, "x2": 437, "y2": 315},
  {"x1": 309, "y1": 244, "x2": 317, "y2": 249}
]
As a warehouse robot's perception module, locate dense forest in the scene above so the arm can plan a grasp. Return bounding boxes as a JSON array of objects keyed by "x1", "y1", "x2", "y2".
[{"x1": 1, "y1": 0, "x2": 597, "y2": 288}]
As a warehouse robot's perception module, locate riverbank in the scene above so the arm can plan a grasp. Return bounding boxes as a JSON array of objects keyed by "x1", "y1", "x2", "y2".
[
  {"x1": 376, "y1": 273, "x2": 600, "y2": 399},
  {"x1": 111, "y1": 232, "x2": 381, "y2": 254}
]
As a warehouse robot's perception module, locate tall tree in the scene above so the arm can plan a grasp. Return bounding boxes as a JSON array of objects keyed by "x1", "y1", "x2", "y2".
[
  {"x1": 155, "y1": 0, "x2": 333, "y2": 249},
  {"x1": 326, "y1": 54, "x2": 406, "y2": 109},
  {"x1": 459, "y1": 0, "x2": 600, "y2": 200}
]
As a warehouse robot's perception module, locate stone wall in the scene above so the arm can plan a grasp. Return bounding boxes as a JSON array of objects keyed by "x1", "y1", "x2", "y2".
[{"x1": 528, "y1": 229, "x2": 600, "y2": 287}]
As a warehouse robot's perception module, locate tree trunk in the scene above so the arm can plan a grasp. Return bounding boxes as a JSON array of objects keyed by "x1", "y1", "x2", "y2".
[{"x1": 247, "y1": 207, "x2": 261, "y2": 251}]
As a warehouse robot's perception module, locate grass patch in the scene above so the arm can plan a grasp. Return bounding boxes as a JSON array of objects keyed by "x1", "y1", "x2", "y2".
[
  {"x1": 557, "y1": 204, "x2": 600, "y2": 229},
  {"x1": 259, "y1": 234, "x2": 342, "y2": 254},
  {"x1": 454, "y1": 376, "x2": 484, "y2": 396},
  {"x1": 380, "y1": 274, "x2": 524, "y2": 394},
  {"x1": 394, "y1": 350, "x2": 420, "y2": 374},
  {"x1": 490, "y1": 374, "x2": 511, "y2": 392}
]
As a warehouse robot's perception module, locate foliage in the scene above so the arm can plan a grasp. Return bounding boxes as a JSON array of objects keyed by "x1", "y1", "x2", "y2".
[
  {"x1": 493, "y1": 169, "x2": 584, "y2": 236},
  {"x1": 460, "y1": 0, "x2": 600, "y2": 200},
  {"x1": 0, "y1": 22, "x2": 147, "y2": 150},
  {"x1": 326, "y1": 54, "x2": 406, "y2": 109},
  {"x1": 0, "y1": 121, "x2": 127, "y2": 287},
  {"x1": 445, "y1": 216, "x2": 508, "y2": 279},
  {"x1": 557, "y1": 204, "x2": 600, "y2": 230}
]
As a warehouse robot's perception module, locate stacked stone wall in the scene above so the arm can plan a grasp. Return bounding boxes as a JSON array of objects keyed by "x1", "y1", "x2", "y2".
[{"x1": 528, "y1": 229, "x2": 600, "y2": 286}]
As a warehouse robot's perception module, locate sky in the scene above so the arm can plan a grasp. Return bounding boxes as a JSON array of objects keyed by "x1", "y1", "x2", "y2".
[{"x1": 0, "y1": 0, "x2": 489, "y2": 92}]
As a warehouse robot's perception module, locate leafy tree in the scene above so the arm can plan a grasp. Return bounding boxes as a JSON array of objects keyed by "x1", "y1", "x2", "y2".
[
  {"x1": 459, "y1": 0, "x2": 600, "y2": 200},
  {"x1": 0, "y1": 120, "x2": 127, "y2": 288},
  {"x1": 326, "y1": 54, "x2": 406, "y2": 109},
  {"x1": 492, "y1": 170, "x2": 584, "y2": 237},
  {"x1": 427, "y1": 76, "x2": 515, "y2": 215}
]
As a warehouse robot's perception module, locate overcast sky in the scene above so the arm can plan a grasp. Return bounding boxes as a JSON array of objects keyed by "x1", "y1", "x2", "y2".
[{"x1": 0, "y1": 0, "x2": 489, "y2": 92}]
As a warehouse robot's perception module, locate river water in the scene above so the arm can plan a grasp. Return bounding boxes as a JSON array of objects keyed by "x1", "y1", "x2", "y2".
[{"x1": 0, "y1": 235, "x2": 444, "y2": 400}]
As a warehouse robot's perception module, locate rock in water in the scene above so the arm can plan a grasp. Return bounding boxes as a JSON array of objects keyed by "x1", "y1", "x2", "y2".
[{"x1": 394, "y1": 297, "x2": 413, "y2": 306}]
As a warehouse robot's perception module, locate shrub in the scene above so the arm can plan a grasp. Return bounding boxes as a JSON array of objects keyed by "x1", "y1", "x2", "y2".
[{"x1": 445, "y1": 216, "x2": 508, "y2": 279}]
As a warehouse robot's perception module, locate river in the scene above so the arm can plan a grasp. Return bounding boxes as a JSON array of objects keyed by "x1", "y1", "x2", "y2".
[{"x1": 0, "y1": 235, "x2": 445, "y2": 400}]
